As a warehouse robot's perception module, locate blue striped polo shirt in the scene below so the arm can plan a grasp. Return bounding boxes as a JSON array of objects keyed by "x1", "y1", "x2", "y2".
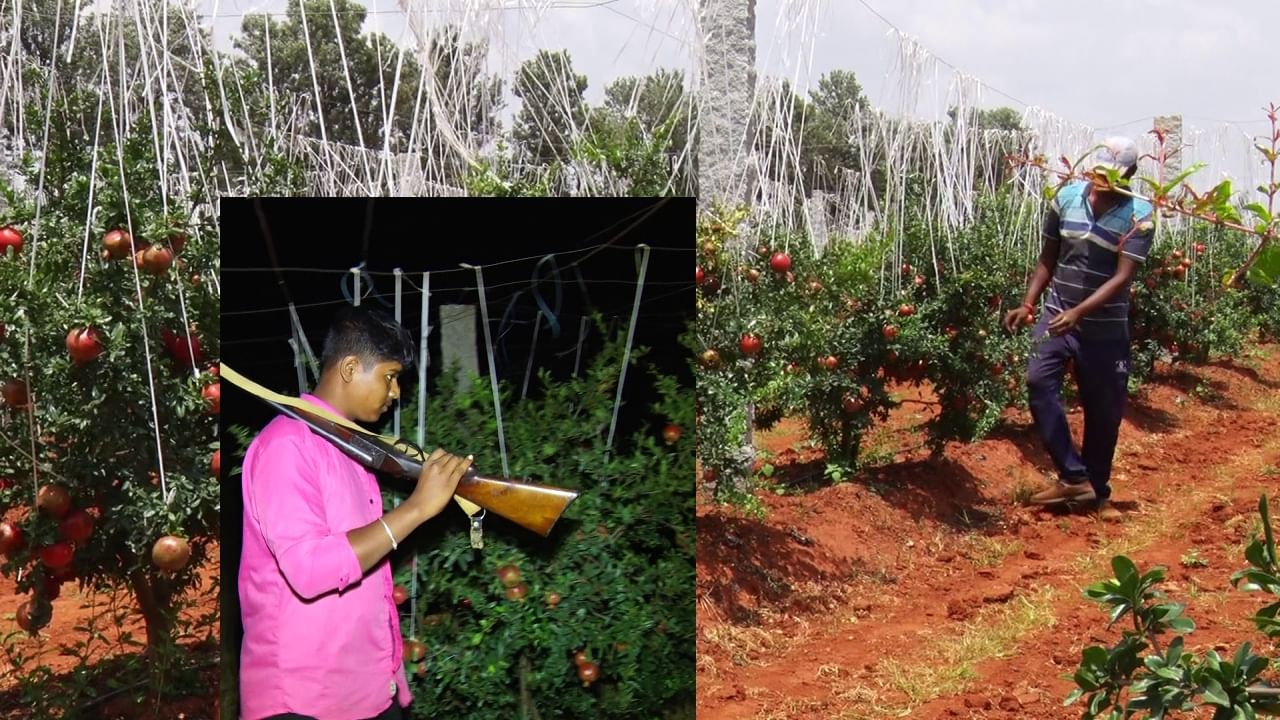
[{"x1": 1042, "y1": 180, "x2": 1155, "y2": 340}]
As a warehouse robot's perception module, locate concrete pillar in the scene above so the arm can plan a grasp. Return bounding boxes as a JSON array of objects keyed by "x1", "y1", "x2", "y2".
[
  {"x1": 698, "y1": 0, "x2": 757, "y2": 208},
  {"x1": 698, "y1": 0, "x2": 758, "y2": 494},
  {"x1": 440, "y1": 304, "x2": 479, "y2": 399},
  {"x1": 1153, "y1": 115, "x2": 1183, "y2": 180}
]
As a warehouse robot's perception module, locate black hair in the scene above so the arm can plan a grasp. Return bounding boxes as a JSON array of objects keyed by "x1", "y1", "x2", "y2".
[{"x1": 321, "y1": 303, "x2": 416, "y2": 372}]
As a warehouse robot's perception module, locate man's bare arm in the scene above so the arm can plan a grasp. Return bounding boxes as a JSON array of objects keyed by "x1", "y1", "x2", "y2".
[{"x1": 346, "y1": 450, "x2": 471, "y2": 574}]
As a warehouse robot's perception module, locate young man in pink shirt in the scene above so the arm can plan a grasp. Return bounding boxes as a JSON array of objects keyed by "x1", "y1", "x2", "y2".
[{"x1": 239, "y1": 305, "x2": 473, "y2": 719}]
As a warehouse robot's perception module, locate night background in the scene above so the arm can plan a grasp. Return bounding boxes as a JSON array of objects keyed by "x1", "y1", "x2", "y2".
[
  {"x1": 219, "y1": 196, "x2": 694, "y2": 461},
  {"x1": 219, "y1": 196, "x2": 695, "y2": 705}
]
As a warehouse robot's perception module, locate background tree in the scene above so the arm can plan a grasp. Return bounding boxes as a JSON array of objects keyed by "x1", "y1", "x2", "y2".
[
  {"x1": 948, "y1": 105, "x2": 1027, "y2": 188},
  {"x1": 2, "y1": 0, "x2": 213, "y2": 155},
  {"x1": 418, "y1": 25, "x2": 505, "y2": 183},
  {"x1": 751, "y1": 78, "x2": 809, "y2": 190},
  {"x1": 233, "y1": 0, "x2": 424, "y2": 150},
  {"x1": 601, "y1": 68, "x2": 693, "y2": 152},
  {"x1": 424, "y1": 26, "x2": 503, "y2": 140},
  {"x1": 801, "y1": 69, "x2": 871, "y2": 193},
  {"x1": 512, "y1": 50, "x2": 589, "y2": 166},
  {"x1": 577, "y1": 68, "x2": 696, "y2": 194}
]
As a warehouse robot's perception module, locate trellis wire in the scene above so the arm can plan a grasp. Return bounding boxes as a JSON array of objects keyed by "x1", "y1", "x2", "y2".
[
  {"x1": 410, "y1": 270, "x2": 430, "y2": 640},
  {"x1": 462, "y1": 262, "x2": 511, "y2": 478},
  {"x1": 603, "y1": 244, "x2": 651, "y2": 463}
]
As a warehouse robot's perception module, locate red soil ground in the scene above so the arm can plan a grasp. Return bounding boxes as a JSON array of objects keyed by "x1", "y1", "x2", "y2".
[
  {"x1": 0, "y1": 542, "x2": 220, "y2": 719},
  {"x1": 698, "y1": 346, "x2": 1280, "y2": 719}
]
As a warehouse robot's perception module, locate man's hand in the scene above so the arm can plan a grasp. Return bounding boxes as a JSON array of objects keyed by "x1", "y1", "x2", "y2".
[
  {"x1": 346, "y1": 448, "x2": 473, "y2": 574},
  {"x1": 1047, "y1": 307, "x2": 1082, "y2": 336},
  {"x1": 409, "y1": 448, "x2": 473, "y2": 521},
  {"x1": 1003, "y1": 307, "x2": 1032, "y2": 333}
]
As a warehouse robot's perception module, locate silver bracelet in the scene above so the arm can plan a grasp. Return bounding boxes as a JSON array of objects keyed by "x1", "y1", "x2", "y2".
[{"x1": 378, "y1": 517, "x2": 397, "y2": 551}]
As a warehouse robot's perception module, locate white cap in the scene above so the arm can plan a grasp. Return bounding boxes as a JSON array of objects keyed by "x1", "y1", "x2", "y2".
[{"x1": 1093, "y1": 136, "x2": 1139, "y2": 172}]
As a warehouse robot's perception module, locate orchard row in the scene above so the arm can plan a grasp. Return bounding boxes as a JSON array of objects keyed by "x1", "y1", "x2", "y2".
[{"x1": 694, "y1": 201, "x2": 1280, "y2": 501}]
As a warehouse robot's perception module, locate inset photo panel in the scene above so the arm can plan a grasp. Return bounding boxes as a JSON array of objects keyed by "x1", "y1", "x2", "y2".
[
  {"x1": 219, "y1": 197, "x2": 694, "y2": 720},
  {"x1": 0, "y1": 200, "x2": 220, "y2": 716}
]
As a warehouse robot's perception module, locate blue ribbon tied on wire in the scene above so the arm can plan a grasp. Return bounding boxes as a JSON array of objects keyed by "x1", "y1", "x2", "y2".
[
  {"x1": 340, "y1": 261, "x2": 394, "y2": 309},
  {"x1": 530, "y1": 254, "x2": 563, "y2": 339}
]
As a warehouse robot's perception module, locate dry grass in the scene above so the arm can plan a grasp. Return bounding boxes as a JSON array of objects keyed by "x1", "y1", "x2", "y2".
[
  {"x1": 835, "y1": 586, "x2": 1057, "y2": 714},
  {"x1": 700, "y1": 624, "x2": 791, "y2": 667},
  {"x1": 786, "y1": 579, "x2": 856, "y2": 615},
  {"x1": 960, "y1": 534, "x2": 1024, "y2": 567},
  {"x1": 1010, "y1": 478, "x2": 1040, "y2": 505},
  {"x1": 696, "y1": 651, "x2": 721, "y2": 680},
  {"x1": 839, "y1": 684, "x2": 913, "y2": 720},
  {"x1": 1075, "y1": 434, "x2": 1280, "y2": 581},
  {"x1": 754, "y1": 696, "x2": 831, "y2": 720},
  {"x1": 816, "y1": 664, "x2": 843, "y2": 681}
]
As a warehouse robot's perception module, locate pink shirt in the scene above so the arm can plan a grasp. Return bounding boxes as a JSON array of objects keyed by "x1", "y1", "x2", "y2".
[{"x1": 239, "y1": 394, "x2": 410, "y2": 720}]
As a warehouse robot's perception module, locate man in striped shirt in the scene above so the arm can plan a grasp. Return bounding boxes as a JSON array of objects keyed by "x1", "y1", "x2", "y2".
[{"x1": 1003, "y1": 136, "x2": 1155, "y2": 521}]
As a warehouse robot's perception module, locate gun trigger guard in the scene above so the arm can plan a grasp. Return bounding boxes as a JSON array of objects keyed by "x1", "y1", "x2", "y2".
[{"x1": 391, "y1": 437, "x2": 425, "y2": 458}]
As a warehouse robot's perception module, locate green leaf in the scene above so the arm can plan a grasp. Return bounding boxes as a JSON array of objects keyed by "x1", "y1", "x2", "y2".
[
  {"x1": 1233, "y1": 641, "x2": 1253, "y2": 669},
  {"x1": 1245, "y1": 542, "x2": 1274, "y2": 574},
  {"x1": 1261, "y1": 495, "x2": 1276, "y2": 565},
  {"x1": 1240, "y1": 654, "x2": 1268, "y2": 679},
  {"x1": 1112, "y1": 555, "x2": 1138, "y2": 583},
  {"x1": 1246, "y1": 242, "x2": 1280, "y2": 288},
  {"x1": 1159, "y1": 163, "x2": 1206, "y2": 196},
  {"x1": 1244, "y1": 202, "x2": 1273, "y2": 224},
  {"x1": 1202, "y1": 680, "x2": 1231, "y2": 706},
  {"x1": 1240, "y1": 569, "x2": 1280, "y2": 592},
  {"x1": 1082, "y1": 645, "x2": 1109, "y2": 667},
  {"x1": 1108, "y1": 602, "x2": 1131, "y2": 626},
  {"x1": 1252, "y1": 601, "x2": 1280, "y2": 638},
  {"x1": 1085, "y1": 581, "x2": 1117, "y2": 601}
]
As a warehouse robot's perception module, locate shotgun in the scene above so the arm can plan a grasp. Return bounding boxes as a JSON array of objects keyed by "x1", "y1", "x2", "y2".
[{"x1": 262, "y1": 397, "x2": 579, "y2": 537}]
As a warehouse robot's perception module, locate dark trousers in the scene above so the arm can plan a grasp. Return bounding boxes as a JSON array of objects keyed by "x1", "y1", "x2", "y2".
[
  {"x1": 1025, "y1": 316, "x2": 1129, "y2": 502},
  {"x1": 265, "y1": 702, "x2": 405, "y2": 720}
]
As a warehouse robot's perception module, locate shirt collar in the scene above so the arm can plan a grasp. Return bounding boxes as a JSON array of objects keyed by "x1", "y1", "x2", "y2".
[{"x1": 300, "y1": 393, "x2": 347, "y2": 419}]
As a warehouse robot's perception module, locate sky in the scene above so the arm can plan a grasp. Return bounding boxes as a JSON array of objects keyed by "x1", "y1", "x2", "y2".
[
  {"x1": 194, "y1": 0, "x2": 1280, "y2": 127},
  {"x1": 191, "y1": 0, "x2": 1280, "y2": 184}
]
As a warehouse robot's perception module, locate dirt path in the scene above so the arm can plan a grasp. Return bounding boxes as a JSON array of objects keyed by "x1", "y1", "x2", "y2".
[{"x1": 697, "y1": 345, "x2": 1280, "y2": 719}]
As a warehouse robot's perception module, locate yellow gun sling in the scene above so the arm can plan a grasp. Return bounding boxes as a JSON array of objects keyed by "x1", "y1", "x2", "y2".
[{"x1": 218, "y1": 363, "x2": 485, "y2": 520}]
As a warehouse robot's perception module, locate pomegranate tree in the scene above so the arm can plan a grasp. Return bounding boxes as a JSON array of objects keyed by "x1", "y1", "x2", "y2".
[
  {"x1": 382, "y1": 320, "x2": 694, "y2": 717},
  {"x1": 0, "y1": 172, "x2": 219, "y2": 660}
]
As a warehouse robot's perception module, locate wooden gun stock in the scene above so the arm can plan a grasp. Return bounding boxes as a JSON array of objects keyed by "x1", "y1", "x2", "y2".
[
  {"x1": 455, "y1": 471, "x2": 579, "y2": 538},
  {"x1": 268, "y1": 399, "x2": 579, "y2": 537}
]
